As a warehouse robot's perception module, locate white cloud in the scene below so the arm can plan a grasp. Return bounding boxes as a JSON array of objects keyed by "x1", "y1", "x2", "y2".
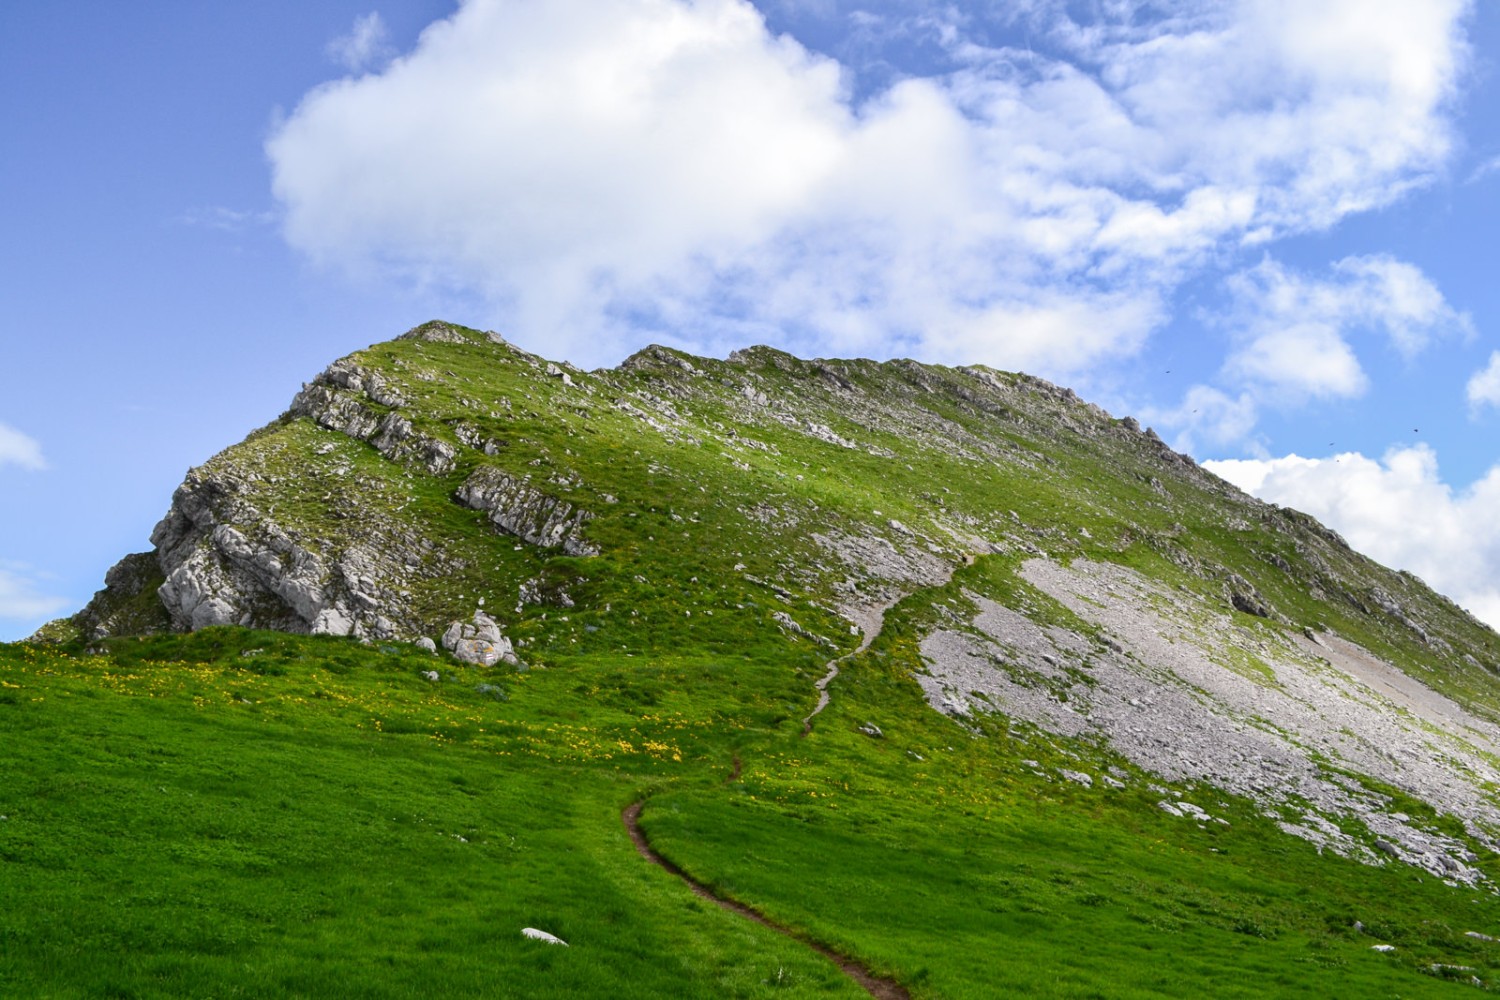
[
  {"x1": 1220, "y1": 255, "x2": 1469, "y2": 402},
  {"x1": 0, "y1": 563, "x2": 70, "y2": 621},
  {"x1": 1205, "y1": 446, "x2": 1500, "y2": 631},
  {"x1": 267, "y1": 0, "x2": 1470, "y2": 368},
  {"x1": 327, "y1": 12, "x2": 393, "y2": 73},
  {"x1": 1467, "y1": 351, "x2": 1500, "y2": 414},
  {"x1": 1140, "y1": 385, "x2": 1260, "y2": 457},
  {"x1": 1142, "y1": 253, "x2": 1468, "y2": 454},
  {"x1": 0, "y1": 422, "x2": 46, "y2": 471}
]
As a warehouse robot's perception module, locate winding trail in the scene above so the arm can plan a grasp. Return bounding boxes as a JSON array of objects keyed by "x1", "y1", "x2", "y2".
[
  {"x1": 801, "y1": 603, "x2": 888, "y2": 736},
  {"x1": 804, "y1": 554, "x2": 970, "y2": 736},
  {"x1": 622, "y1": 802, "x2": 911, "y2": 1000},
  {"x1": 620, "y1": 557, "x2": 974, "y2": 997}
]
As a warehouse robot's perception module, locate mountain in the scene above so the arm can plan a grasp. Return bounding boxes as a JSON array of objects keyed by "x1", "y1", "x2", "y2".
[{"x1": 12, "y1": 319, "x2": 1500, "y2": 997}]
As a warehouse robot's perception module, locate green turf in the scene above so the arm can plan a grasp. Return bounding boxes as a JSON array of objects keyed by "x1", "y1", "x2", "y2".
[{"x1": 5, "y1": 624, "x2": 1497, "y2": 997}]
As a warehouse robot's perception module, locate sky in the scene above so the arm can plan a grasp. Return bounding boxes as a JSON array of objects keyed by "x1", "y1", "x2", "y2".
[{"x1": 3, "y1": 0, "x2": 1500, "y2": 640}]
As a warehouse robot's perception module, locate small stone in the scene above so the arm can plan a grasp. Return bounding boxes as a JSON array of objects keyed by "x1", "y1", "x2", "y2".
[
  {"x1": 521, "y1": 927, "x2": 567, "y2": 946},
  {"x1": 420, "y1": 670, "x2": 439, "y2": 682},
  {"x1": 1370, "y1": 944, "x2": 1395, "y2": 952},
  {"x1": 857, "y1": 723, "x2": 884, "y2": 738},
  {"x1": 415, "y1": 637, "x2": 437, "y2": 653}
]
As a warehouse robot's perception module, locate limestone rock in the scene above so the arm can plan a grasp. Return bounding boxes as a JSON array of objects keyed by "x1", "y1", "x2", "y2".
[
  {"x1": 455, "y1": 466, "x2": 599, "y2": 556},
  {"x1": 441, "y1": 611, "x2": 517, "y2": 666}
]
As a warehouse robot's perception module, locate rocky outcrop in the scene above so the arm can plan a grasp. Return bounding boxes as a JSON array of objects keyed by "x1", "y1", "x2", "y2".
[
  {"x1": 455, "y1": 466, "x2": 599, "y2": 556},
  {"x1": 441, "y1": 611, "x2": 517, "y2": 666},
  {"x1": 289, "y1": 359, "x2": 457, "y2": 475},
  {"x1": 50, "y1": 551, "x2": 174, "y2": 642},
  {"x1": 147, "y1": 469, "x2": 419, "y2": 639}
]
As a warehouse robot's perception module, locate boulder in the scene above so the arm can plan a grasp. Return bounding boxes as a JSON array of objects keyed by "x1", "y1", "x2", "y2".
[{"x1": 441, "y1": 611, "x2": 517, "y2": 666}]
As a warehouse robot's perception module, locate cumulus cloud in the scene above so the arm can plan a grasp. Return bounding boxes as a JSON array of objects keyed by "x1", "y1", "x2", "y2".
[
  {"x1": 1220, "y1": 255, "x2": 1470, "y2": 401},
  {"x1": 0, "y1": 563, "x2": 69, "y2": 621},
  {"x1": 1205, "y1": 446, "x2": 1500, "y2": 630},
  {"x1": 268, "y1": 0, "x2": 1470, "y2": 368},
  {"x1": 327, "y1": 12, "x2": 393, "y2": 73},
  {"x1": 0, "y1": 422, "x2": 46, "y2": 471},
  {"x1": 1467, "y1": 351, "x2": 1500, "y2": 414},
  {"x1": 1141, "y1": 254, "x2": 1468, "y2": 453}
]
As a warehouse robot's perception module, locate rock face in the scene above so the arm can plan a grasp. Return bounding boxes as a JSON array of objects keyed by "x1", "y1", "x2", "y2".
[
  {"x1": 146, "y1": 468, "x2": 417, "y2": 639},
  {"x1": 290, "y1": 359, "x2": 458, "y2": 475},
  {"x1": 455, "y1": 467, "x2": 598, "y2": 556},
  {"x1": 441, "y1": 612, "x2": 517, "y2": 666}
]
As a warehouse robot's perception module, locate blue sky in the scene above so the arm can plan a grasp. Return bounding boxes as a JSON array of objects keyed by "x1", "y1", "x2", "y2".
[{"x1": 4, "y1": 0, "x2": 1500, "y2": 639}]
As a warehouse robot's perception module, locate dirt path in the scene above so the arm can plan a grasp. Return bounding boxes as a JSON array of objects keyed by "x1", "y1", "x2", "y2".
[
  {"x1": 800, "y1": 609, "x2": 884, "y2": 735},
  {"x1": 803, "y1": 558, "x2": 968, "y2": 736},
  {"x1": 622, "y1": 802, "x2": 911, "y2": 1000}
]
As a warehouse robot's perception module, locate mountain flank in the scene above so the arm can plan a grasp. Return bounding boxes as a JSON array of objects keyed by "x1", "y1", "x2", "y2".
[{"x1": 16, "y1": 319, "x2": 1500, "y2": 995}]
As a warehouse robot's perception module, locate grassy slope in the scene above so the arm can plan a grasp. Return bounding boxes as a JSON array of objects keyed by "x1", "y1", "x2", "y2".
[
  {"x1": 10, "y1": 324, "x2": 1500, "y2": 996},
  {"x1": 5, "y1": 622, "x2": 1499, "y2": 997}
]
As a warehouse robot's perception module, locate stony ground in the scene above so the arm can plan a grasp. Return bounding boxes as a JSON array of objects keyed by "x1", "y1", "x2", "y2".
[{"x1": 916, "y1": 557, "x2": 1500, "y2": 886}]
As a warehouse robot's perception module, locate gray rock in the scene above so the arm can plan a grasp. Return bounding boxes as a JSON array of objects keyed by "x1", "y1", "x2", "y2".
[
  {"x1": 441, "y1": 611, "x2": 517, "y2": 666},
  {"x1": 857, "y1": 723, "x2": 884, "y2": 738},
  {"x1": 455, "y1": 466, "x2": 599, "y2": 556},
  {"x1": 521, "y1": 927, "x2": 567, "y2": 946},
  {"x1": 398, "y1": 320, "x2": 470, "y2": 344},
  {"x1": 415, "y1": 636, "x2": 437, "y2": 653}
]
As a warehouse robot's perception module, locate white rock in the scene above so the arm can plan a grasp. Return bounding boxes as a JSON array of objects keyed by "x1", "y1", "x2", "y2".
[
  {"x1": 441, "y1": 611, "x2": 517, "y2": 666},
  {"x1": 521, "y1": 927, "x2": 567, "y2": 946}
]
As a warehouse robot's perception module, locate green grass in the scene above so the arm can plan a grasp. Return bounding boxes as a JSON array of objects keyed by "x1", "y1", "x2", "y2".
[{"x1": 5, "y1": 623, "x2": 1499, "y2": 997}]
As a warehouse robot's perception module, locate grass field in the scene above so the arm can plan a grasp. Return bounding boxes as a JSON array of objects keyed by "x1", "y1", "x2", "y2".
[{"x1": 5, "y1": 614, "x2": 1498, "y2": 997}]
